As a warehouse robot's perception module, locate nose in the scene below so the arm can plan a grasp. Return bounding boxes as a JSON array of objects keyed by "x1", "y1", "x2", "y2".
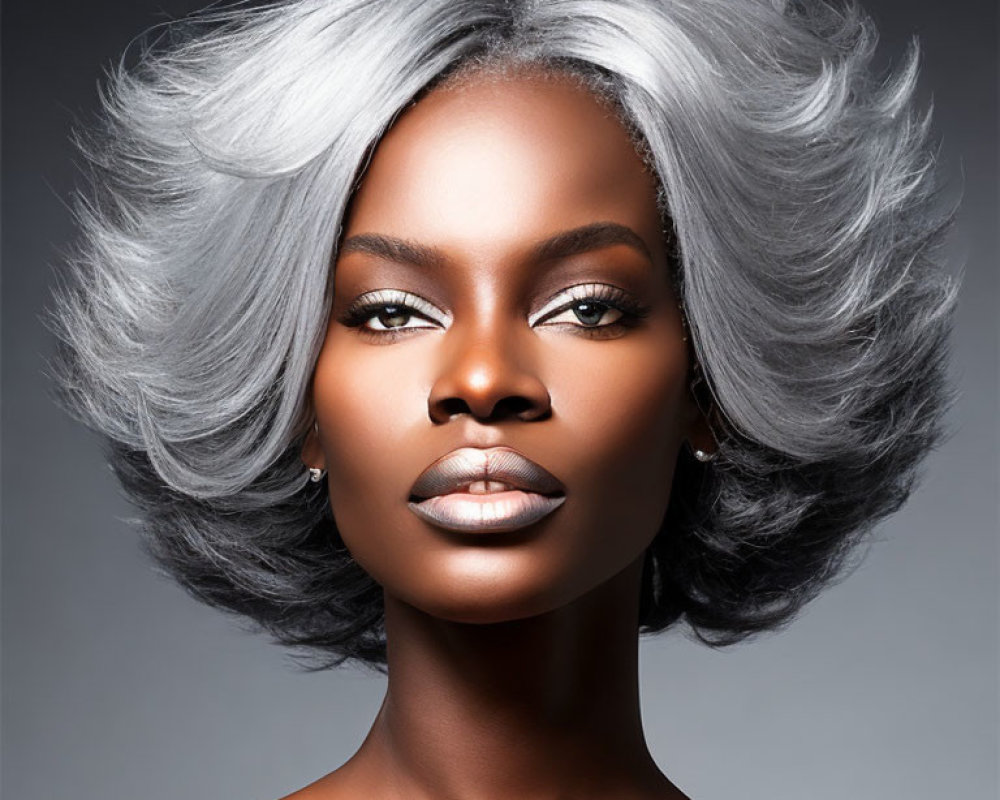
[{"x1": 427, "y1": 322, "x2": 552, "y2": 424}]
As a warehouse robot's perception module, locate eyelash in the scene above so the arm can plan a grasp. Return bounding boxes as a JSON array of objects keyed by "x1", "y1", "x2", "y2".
[
  {"x1": 336, "y1": 284, "x2": 650, "y2": 343},
  {"x1": 337, "y1": 290, "x2": 447, "y2": 343}
]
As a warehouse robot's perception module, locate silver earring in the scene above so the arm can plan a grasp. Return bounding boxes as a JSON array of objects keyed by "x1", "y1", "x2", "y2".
[
  {"x1": 308, "y1": 467, "x2": 327, "y2": 482},
  {"x1": 692, "y1": 448, "x2": 716, "y2": 463}
]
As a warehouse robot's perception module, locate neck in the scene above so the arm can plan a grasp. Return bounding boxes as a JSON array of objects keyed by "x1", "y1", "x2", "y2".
[{"x1": 347, "y1": 557, "x2": 684, "y2": 800}]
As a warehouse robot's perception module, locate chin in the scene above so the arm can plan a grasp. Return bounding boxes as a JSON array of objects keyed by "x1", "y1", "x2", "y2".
[
  {"x1": 387, "y1": 549, "x2": 628, "y2": 626},
  {"x1": 407, "y1": 594, "x2": 571, "y2": 626},
  {"x1": 382, "y1": 553, "x2": 569, "y2": 624}
]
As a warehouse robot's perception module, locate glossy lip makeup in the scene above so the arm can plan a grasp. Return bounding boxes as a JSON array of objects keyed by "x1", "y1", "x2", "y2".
[{"x1": 408, "y1": 447, "x2": 566, "y2": 533}]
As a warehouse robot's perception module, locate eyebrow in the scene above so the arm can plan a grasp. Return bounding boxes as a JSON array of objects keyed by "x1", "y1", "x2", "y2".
[
  {"x1": 531, "y1": 222, "x2": 653, "y2": 264},
  {"x1": 338, "y1": 222, "x2": 654, "y2": 269},
  {"x1": 339, "y1": 233, "x2": 445, "y2": 270}
]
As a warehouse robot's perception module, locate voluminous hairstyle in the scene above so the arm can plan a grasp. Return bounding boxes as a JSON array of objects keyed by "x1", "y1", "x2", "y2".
[{"x1": 50, "y1": 0, "x2": 957, "y2": 669}]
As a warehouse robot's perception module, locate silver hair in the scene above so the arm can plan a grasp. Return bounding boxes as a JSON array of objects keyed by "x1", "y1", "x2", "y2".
[{"x1": 49, "y1": 0, "x2": 958, "y2": 667}]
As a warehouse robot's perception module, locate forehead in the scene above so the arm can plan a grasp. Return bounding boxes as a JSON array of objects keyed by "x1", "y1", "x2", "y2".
[{"x1": 341, "y1": 68, "x2": 663, "y2": 262}]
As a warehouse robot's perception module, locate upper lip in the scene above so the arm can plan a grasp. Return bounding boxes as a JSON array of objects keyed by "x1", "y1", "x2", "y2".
[{"x1": 409, "y1": 447, "x2": 565, "y2": 500}]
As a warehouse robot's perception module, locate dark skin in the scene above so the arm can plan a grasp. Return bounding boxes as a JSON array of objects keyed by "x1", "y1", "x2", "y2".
[{"x1": 295, "y1": 68, "x2": 712, "y2": 800}]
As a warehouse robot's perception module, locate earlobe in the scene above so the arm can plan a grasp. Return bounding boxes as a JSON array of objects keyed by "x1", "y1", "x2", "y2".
[
  {"x1": 300, "y1": 421, "x2": 327, "y2": 473},
  {"x1": 682, "y1": 366, "x2": 719, "y2": 460},
  {"x1": 684, "y1": 411, "x2": 718, "y2": 462}
]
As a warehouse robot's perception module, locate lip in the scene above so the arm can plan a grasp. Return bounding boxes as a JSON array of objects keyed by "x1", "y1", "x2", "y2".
[{"x1": 408, "y1": 447, "x2": 566, "y2": 533}]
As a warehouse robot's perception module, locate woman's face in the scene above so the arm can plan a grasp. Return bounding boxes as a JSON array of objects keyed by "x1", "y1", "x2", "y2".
[{"x1": 304, "y1": 69, "x2": 703, "y2": 624}]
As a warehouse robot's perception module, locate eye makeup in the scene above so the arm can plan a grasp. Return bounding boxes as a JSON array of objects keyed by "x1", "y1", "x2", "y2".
[
  {"x1": 336, "y1": 288, "x2": 451, "y2": 342},
  {"x1": 336, "y1": 282, "x2": 652, "y2": 343},
  {"x1": 528, "y1": 282, "x2": 650, "y2": 328}
]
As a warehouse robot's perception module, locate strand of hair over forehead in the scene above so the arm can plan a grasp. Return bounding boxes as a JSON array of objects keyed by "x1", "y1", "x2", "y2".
[{"x1": 48, "y1": 0, "x2": 957, "y2": 666}]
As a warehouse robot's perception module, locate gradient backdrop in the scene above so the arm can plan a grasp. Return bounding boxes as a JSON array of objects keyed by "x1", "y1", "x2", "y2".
[{"x1": 3, "y1": 1, "x2": 997, "y2": 798}]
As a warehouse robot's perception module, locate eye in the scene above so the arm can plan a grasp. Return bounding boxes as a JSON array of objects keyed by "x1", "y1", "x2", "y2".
[
  {"x1": 529, "y1": 283, "x2": 649, "y2": 333},
  {"x1": 538, "y1": 300, "x2": 625, "y2": 328},
  {"x1": 362, "y1": 305, "x2": 434, "y2": 332},
  {"x1": 337, "y1": 289, "x2": 449, "y2": 339}
]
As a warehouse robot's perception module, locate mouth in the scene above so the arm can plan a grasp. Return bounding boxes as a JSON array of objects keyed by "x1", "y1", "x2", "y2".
[{"x1": 407, "y1": 447, "x2": 566, "y2": 533}]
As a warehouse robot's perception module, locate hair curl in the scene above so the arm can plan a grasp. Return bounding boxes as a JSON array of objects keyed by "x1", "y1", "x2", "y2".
[{"x1": 48, "y1": 0, "x2": 958, "y2": 669}]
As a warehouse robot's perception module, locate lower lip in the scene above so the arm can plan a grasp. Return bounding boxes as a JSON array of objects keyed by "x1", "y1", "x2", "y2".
[{"x1": 407, "y1": 490, "x2": 566, "y2": 533}]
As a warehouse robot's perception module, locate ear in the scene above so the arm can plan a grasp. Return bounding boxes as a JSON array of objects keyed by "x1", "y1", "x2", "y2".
[
  {"x1": 684, "y1": 410, "x2": 717, "y2": 457},
  {"x1": 680, "y1": 369, "x2": 718, "y2": 457},
  {"x1": 300, "y1": 421, "x2": 327, "y2": 471}
]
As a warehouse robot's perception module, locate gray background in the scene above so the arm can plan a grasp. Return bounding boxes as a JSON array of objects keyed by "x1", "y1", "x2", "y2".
[{"x1": 3, "y1": 1, "x2": 996, "y2": 798}]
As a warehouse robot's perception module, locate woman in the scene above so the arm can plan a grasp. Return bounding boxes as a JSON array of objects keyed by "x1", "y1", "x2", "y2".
[{"x1": 49, "y1": 0, "x2": 957, "y2": 797}]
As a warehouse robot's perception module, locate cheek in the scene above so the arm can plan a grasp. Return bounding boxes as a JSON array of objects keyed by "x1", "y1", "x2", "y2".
[
  {"x1": 309, "y1": 339, "x2": 425, "y2": 590},
  {"x1": 555, "y1": 335, "x2": 690, "y2": 480},
  {"x1": 313, "y1": 337, "x2": 423, "y2": 454},
  {"x1": 310, "y1": 337, "x2": 430, "y2": 516},
  {"x1": 547, "y1": 338, "x2": 691, "y2": 550}
]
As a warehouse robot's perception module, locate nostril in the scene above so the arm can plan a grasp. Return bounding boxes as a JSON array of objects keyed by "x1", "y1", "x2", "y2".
[
  {"x1": 498, "y1": 395, "x2": 553, "y2": 422},
  {"x1": 435, "y1": 397, "x2": 473, "y2": 421},
  {"x1": 430, "y1": 395, "x2": 551, "y2": 423},
  {"x1": 427, "y1": 366, "x2": 552, "y2": 424},
  {"x1": 502, "y1": 396, "x2": 536, "y2": 417}
]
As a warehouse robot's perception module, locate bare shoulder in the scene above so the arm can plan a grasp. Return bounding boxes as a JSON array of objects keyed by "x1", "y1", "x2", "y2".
[
  {"x1": 276, "y1": 764, "x2": 361, "y2": 800},
  {"x1": 278, "y1": 775, "x2": 690, "y2": 800},
  {"x1": 276, "y1": 758, "x2": 691, "y2": 800}
]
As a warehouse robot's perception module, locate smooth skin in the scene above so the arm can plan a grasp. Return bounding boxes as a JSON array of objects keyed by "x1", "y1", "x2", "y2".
[{"x1": 295, "y1": 67, "x2": 712, "y2": 800}]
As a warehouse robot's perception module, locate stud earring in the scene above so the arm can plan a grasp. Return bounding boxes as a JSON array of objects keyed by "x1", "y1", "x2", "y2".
[
  {"x1": 308, "y1": 467, "x2": 327, "y2": 483},
  {"x1": 692, "y1": 448, "x2": 716, "y2": 463}
]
